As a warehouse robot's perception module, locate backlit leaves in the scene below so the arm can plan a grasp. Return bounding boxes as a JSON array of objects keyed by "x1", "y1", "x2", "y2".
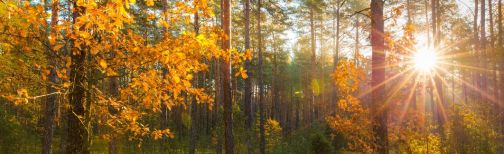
[
  {"x1": 0, "y1": 0, "x2": 244, "y2": 145},
  {"x1": 326, "y1": 59, "x2": 373, "y2": 152}
]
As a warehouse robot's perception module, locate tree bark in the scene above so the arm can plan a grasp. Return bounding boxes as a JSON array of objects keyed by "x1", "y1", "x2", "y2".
[
  {"x1": 108, "y1": 76, "x2": 119, "y2": 154},
  {"x1": 221, "y1": 0, "x2": 234, "y2": 153},
  {"x1": 489, "y1": 0, "x2": 499, "y2": 106},
  {"x1": 432, "y1": 0, "x2": 446, "y2": 142},
  {"x1": 243, "y1": 1, "x2": 253, "y2": 153},
  {"x1": 65, "y1": 1, "x2": 90, "y2": 153},
  {"x1": 370, "y1": 0, "x2": 388, "y2": 153},
  {"x1": 310, "y1": 5, "x2": 317, "y2": 123},
  {"x1": 474, "y1": 0, "x2": 480, "y2": 101},
  {"x1": 42, "y1": 0, "x2": 59, "y2": 153},
  {"x1": 331, "y1": 2, "x2": 342, "y2": 116},
  {"x1": 498, "y1": 0, "x2": 503, "y2": 103},
  {"x1": 480, "y1": 0, "x2": 488, "y2": 102},
  {"x1": 257, "y1": 0, "x2": 266, "y2": 153},
  {"x1": 498, "y1": 0, "x2": 504, "y2": 150},
  {"x1": 189, "y1": 12, "x2": 200, "y2": 154}
]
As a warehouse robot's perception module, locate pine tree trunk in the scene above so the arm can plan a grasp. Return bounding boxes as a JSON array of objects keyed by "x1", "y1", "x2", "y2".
[
  {"x1": 42, "y1": 0, "x2": 59, "y2": 153},
  {"x1": 221, "y1": 0, "x2": 234, "y2": 153},
  {"x1": 474, "y1": 0, "x2": 480, "y2": 101},
  {"x1": 370, "y1": 0, "x2": 388, "y2": 153},
  {"x1": 189, "y1": 12, "x2": 201, "y2": 154},
  {"x1": 498, "y1": 0, "x2": 504, "y2": 150},
  {"x1": 432, "y1": 0, "x2": 446, "y2": 143},
  {"x1": 243, "y1": 0, "x2": 253, "y2": 152},
  {"x1": 257, "y1": 0, "x2": 266, "y2": 153},
  {"x1": 309, "y1": 7, "x2": 316, "y2": 123},
  {"x1": 480, "y1": 0, "x2": 488, "y2": 102}
]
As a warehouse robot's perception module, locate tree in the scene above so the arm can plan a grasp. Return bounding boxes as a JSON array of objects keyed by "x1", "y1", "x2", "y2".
[
  {"x1": 221, "y1": 0, "x2": 234, "y2": 153},
  {"x1": 243, "y1": 0, "x2": 254, "y2": 152},
  {"x1": 42, "y1": 0, "x2": 59, "y2": 153},
  {"x1": 330, "y1": 0, "x2": 346, "y2": 116},
  {"x1": 370, "y1": 0, "x2": 388, "y2": 153},
  {"x1": 257, "y1": 0, "x2": 266, "y2": 153},
  {"x1": 64, "y1": 1, "x2": 89, "y2": 153}
]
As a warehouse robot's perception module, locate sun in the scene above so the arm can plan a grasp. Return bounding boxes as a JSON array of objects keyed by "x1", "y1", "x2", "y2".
[{"x1": 412, "y1": 47, "x2": 438, "y2": 73}]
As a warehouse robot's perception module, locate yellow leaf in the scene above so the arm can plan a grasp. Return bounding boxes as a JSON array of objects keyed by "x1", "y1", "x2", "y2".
[
  {"x1": 53, "y1": 44, "x2": 63, "y2": 51},
  {"x1": 63, "y1": 82, "x2": 71, "y2": 88},
  {"x1": 234, "y1": 67, "x2": 248, "y2": 79},
  {"x1": 146, "y1": 0, "x2": 154, "y2": 6},
  {"x1": 99, "y1": 59, "x2": 108, "y2": 69},
  {"x1": 79, "y1": 31, "x2": 90, "y2": 39},
  {"x1": 173, "y1": 76, "x2": 180, "y2": 83},
  {"x1": 17, "y1": 89, "x2": 28, "y2": 97},
  {"x1": 244, "y1": 49, "x2": 253, "y2": 60}
]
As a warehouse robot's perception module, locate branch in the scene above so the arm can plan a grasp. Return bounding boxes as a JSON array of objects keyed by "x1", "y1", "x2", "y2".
[
  {"x1": 350, "y1": 8, "x2": 370, "y2": 18},
  {"x1": 28, "y1": 91, "x2": 64, "y2": 100}
]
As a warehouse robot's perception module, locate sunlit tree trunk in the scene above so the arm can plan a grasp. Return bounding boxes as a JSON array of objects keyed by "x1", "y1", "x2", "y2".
[
  {"x1": 370, "y1": 0, "x2": 388, "y2": 153},
  {"x1": 431, "y1": 0, "x2": 445, "y2": 140},
  {"x1": 354, "y1": 15, "x2": 359, "y2": 65},
  {"x1": 474, "y1": 0, "x2": 480, "y2": 101},
  {"x1": 488, "y1": 0, "x2": 499, "y2": 112},
  {"x1": 480, "y1": 0, "x2": 488, "y2": 102},
  {"x1": 499, "y1": 0, "x2": 503, "y2": 102},
  {"x1": 331, "y1": 1, "x2": 343, "y2": 116},
  {"x1": 309, "y1": 6, "x2": 316, "y2": 123},
  {"x1": 498, "y1": 0, "x2": 504, "y2": 149},
  {"x1": 221, "y1": 0, "x2": 234, "y2": 152},
  {"x1": 243, "y1": 0, "x2": 253, "y2": 152}
]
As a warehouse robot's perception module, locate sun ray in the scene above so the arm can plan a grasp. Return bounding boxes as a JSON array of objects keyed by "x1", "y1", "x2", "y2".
[
  {"x1": 438, "y1": 61, "x2": 495, "y2": 72},
  {"x1": 397, "y1": 72, "x2": 420, "y2": 125},
  {"x1": 357, "y1": 67, "x2": 414, "y2": 99},
  {"x1": 427, "y1": 75, "x2": 449, "y2": 126},
  {"x1": 383, "y1": 67, "x2": 417, "y2": 109},
  {"x1": 435, "y1": 66, "x2": 500, "y2": 106}
]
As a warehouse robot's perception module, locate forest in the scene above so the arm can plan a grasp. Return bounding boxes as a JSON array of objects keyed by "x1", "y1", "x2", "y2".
[{"x1": 0, "y1": 0, "x2": 503, "y2": 153}]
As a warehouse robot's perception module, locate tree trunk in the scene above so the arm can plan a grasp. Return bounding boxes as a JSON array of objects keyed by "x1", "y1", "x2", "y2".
[
  {"x1": 489, "y1": 0, "x2": 496, "y2": 98},
  {"x1": 474, "y1": 0, "x2": 480, "y2": 101},
  {"x1": 370, "y1": 0, "x2": 388, "y2": 153},
  {"x1": 42, "y1": 0, "x2": 59, "y2": 154},
  {"x1": 498, "y1": 0, "x2": 503, "y2": 103},
  {"x1": 65, "y1": 1, "x2": 89, "y2": 153},
  {"x1": 257, "y1": 0, "x2": 266, "y2": 153},
  {"x1": 307, "y1": 6, "x2": 316, "y2": 123},
  {"x1": 481, "y1": 0, "x2": 488, "y2": 102},
  {"x1": 498, "y1": 0, "x2": 504, "y2": 150},
  {"x1": 432, "y1": 0, "x2": 446, "y2": 144},
  {"x1": 189, "y1": 12, "x2": 200, "y2": 154},
  {"x1": 243, "y1": 0, "x2": 253, "y2": 152},
  {"x1": 221, "y1": 0, "x2": 234, "y2": 153},
  {"x1": 108, "y1": 75, "x2": 119, "y2": 154},
  {"x1": 271, "y1": 31, "x2": 280, "y2": 121},
  {"x1": 107, "y1": 50, "x2": 120, "y2": 154},
  {"x1": 354, "y1": 15, "x2": 359, "y2": 65}
]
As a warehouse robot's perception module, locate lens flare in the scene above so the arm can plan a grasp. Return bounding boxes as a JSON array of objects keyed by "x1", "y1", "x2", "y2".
[{"x1": 413, "y1": 47, "x2": 438, "y2": 73}]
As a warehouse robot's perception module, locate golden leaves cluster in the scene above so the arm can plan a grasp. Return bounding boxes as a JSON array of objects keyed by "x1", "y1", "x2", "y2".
[
  {"x1": 326, "y1": 60, "x2": 374, "y2": 152},
  {"x1": 0, "y1": 0, "x2": 249, "y2": 144}
]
